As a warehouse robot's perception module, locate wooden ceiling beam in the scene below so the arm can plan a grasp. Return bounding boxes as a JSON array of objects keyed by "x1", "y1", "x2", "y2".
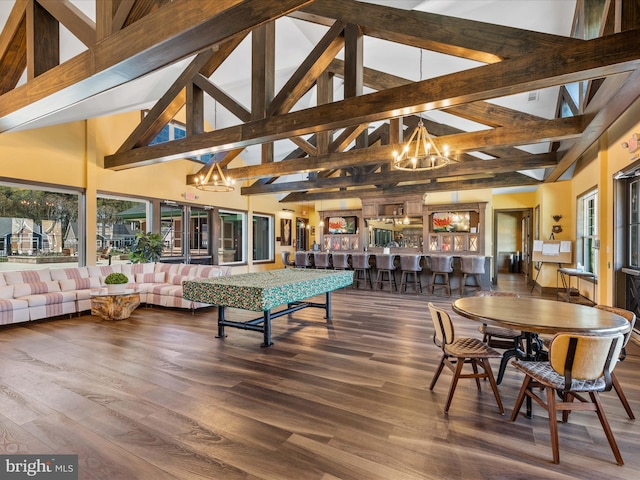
[
  {"x1": 0, "y1": 0, "x2": 313, "y2": 132},
  {"x1": 104, "y1": 28, "x2": 640, "y2": 170},
  {"x1": 299, "y1": 0, "x2": 582, "y2": 62},
  {"x1": 242, "y1": 153, "x2": 559, "y2": 195},
  {"x1": 193, "y1": 73, "x2": 251, "y2": 123},
  {"x1": 226, "y1": 116, "x2": 584, "y2": 181},
  {"x1": 0, "y1": 1, "x2": 27, "y2": 95},
  {"x1": 27, "y1": 0, "x2": 59, "y2": 79},
  {"x1": 38, "y1": 0, "x2": 96, "y2": 48}
]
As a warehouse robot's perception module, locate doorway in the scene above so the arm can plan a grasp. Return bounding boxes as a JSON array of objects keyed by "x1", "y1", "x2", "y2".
[{"x1": 492, "y1": 208, "x2": 533, "y2": 285}]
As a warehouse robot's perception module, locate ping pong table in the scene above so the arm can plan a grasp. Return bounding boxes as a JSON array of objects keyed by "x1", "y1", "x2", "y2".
[{"x1": 183, "y1": 268, "x2": 353, "y2": 346}]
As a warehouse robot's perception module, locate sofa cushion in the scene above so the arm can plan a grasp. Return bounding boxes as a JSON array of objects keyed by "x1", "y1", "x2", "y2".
[
  {"x1": 13, "y1": 280, "x2": 61, "y2": 297},
  {"x1": 4, "y1": 270, "x2": 52, "y2": 285},
  {"x1": 154, "y1": 263, "x2": 177, "y2": 275},
  {"x1": 0, "y1": 273, "x2": 6, "y2": 287},
  {"x1": 122, "y1": 263, "x2": 155, "y2": 278},
  {"x1": 167, "y1": 274, "x2": 195, "y2": 286},
  {"x1": 59, "y1": 277, "x2": 101, "y2": 292},
  {"x1": 135, "y1": 272, "x2": 165, "y2": 284},
  {"x1": 88, "y1": 264, "x2": 122, "y2": 279},
  {"x1": 196, "y1": 266, "x2": 229, "y2": 278},
  {"x1": 51, "y1": 267, "x2": 90, "y2": 280},
  {"x1": 23, "y1": 291, "x2": 76, "y2": 307},
  {"x1": 0, "y1": 285, "x2": 14, "y2": 299}
]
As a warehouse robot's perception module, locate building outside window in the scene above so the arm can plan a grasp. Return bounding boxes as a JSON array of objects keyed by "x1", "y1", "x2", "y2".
[
  {"x1": 252, "y1": 213, "x2": 274, "y2": 262},
  {"x1": 577, "y1": 188, "x2": 598, "y2": 275}
]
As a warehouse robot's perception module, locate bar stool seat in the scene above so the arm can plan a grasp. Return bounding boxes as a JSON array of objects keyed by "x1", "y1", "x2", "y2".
[
  {"x1": 314, "y1": 252, "x2": 331, "y2": 269},
  {"x1": 399, "y1": 255, "x2": 422, "y2": 293},
  {"x1": 375, "y1": 254, "x2": 397, "y2": 292},
  {"x1": 295, "y1": 251, "x2": 312, "y2": 268},
  {"x1": 351, "y1": 253, "x2": 372, "y2": 289},
  {"x1": 331, "y1": 252, "x2": 350, "y2": 270},
  {"x1": 429, "y1": 255, "x2": 453, "y2": 296},
  {"x1": 460, "y1": 256, "x2": 485, "y2": 296}
]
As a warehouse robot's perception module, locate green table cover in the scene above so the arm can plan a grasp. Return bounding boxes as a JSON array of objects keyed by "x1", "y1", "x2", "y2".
[{"x1": 183, "y1": 268, "x2": 353, "y2": 312}]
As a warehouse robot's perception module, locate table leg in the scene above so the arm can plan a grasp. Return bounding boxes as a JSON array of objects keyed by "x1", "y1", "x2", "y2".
[
  {"x1": 325, "y1": 291, "x2": 332, "y2": 320},
  {"x1": 261, "y1": 310, "x2": 273, "y2": 347},
  {"x1": 216, "y1": 306, "x2": 227, "y2": 338}
]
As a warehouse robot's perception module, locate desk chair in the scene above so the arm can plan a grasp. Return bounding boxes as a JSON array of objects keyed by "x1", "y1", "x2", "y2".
[
  {"x1": 375, "y1": 254, "x2": 397, "y2": 292},
  {"x1": 460, "y1": 256, "x2": 485, "y2": 296},
  {"x1": 428, "y1": 302, "x2": 504, "y2": 415},
  {"x1": 510, "y1": 333, "x2": 624, "y2": 465},
  {"x1": 429, "y1": 255, "x2": 453, "y2": 296},
  {"x1": 594, "y1": 305, "x2": 636, "y2": 419},
  {"x1": 399, "y1": 255, "x2": 422, "y2": 293}
]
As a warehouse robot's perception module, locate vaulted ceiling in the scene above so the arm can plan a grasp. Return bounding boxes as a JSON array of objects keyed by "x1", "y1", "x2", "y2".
[{"x1": 1, "y1": 0, "x2": 639, "y2": 202}]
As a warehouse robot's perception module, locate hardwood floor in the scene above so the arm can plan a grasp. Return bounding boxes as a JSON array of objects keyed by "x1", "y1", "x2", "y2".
[{"x1": 1, "y1": 273, "x2": 639, "y2": 479}]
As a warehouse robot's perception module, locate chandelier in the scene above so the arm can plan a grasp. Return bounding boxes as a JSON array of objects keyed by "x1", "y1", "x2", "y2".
[
  {"x1": 392, "y1": 48, "x2": 451, "y2": 171},
  {"x1": 193, "y1": 160, "x2": 235, "y2": 192},
  {"x1": 392, "y1": 119, "x2": 451, "y2": 171}
]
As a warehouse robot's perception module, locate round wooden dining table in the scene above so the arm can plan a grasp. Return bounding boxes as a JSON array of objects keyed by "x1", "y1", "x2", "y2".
[{"x1": 452, "y1": 296, "x2": 631, "y2": 417}]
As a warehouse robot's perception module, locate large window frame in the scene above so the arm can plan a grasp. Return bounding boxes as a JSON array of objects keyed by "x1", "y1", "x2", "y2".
[
  {"x1": 577, "y1": 188, "x2": 598, "y2": 276},
  {"x1": 252, "y1": 212, "x2": 274, "y2": 263},
  {"x1": 218, "y1": 209, "x2": 247, "y2": 265}
]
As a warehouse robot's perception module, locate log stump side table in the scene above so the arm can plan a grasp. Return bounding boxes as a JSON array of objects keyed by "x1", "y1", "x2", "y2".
[{"x1": 91, "y1": 290, "x2": 141, "y2": 320}]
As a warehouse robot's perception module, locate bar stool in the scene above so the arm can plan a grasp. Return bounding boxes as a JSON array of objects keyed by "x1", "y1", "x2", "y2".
[
  {"x1": 460, "y1": 256, "x2": 485, "y2": 296},
  {"x1": 375, "y1": 254, "x2": 397, "y2": 292},
  {"x1": 351, "y1": 253, "x2": 372, "y2": 289},
  {"x1": 314, "y1": 252, "x2": 331, "y2": 269},
  {"x1": 281, "y1": 251, "x2": 294, "y2": 268},
  {"x1": 295, "y1": 251, "x2": 311, "y2": 268},
  {"x1": 331, "y1": 252, "x2": 350, "y2": 270},
  {"x1": 399, "y1": 255, "x2": 422, "y2": 293},
  {"x1": 429, "y1": 255, "x2": 453, "y2": 296}
]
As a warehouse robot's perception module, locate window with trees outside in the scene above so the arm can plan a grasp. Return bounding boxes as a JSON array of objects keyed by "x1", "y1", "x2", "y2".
[
  {"x1": 252, "y1": 213, "x2": 274, "y2": 262},
  {"x1": 97, "y1": 196, "x2": 147, "y2": 262},
  {"x1": 0, "y1": 184, "x2": 80, "y2": 268},
  {"x1": 577, "y1": 188, "x2": 598, "y2": 275}
]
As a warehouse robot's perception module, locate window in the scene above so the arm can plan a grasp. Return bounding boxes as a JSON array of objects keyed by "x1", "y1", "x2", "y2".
[
  {"x1": 252, "y1": 213, "x2": 274, "y2": 262},
  {"x1": 0, "y1": 183, "x2": 80, "y2": 268},
  {"x1": 219, "y1": 210, "x2": 246, "y2": 264},
  {"x1": 97, "y1": 196, "x2": 146, "y2": 251},
  {"x1": 577, "y1": 189, "x2": 598, "y2": 275},
  {"x1": 629, "y1": 179, "x2": 640, "y2": 268},
  {"x1": 160, "y1": 202, "x2": 184, "y2": 258}
]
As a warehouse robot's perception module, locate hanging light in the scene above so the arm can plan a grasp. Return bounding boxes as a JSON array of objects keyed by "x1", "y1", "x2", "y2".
[
  {"x1": 318, "y1": 198, "x2": 324, "y2": 228},
  {"x1": 392, "y1": 49, "x2": 451, "y2": 171},
  {"x1": 193, "y1": 158, "x2": 235, "y2": 192}
]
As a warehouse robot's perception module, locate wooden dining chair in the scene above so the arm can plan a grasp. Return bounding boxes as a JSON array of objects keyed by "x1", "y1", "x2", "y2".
[
  {"x1": 594, "y1": 305, "x2": 636, "y2": 419},
  {"x1": 428, "y1": 302, "x2": 504, "y2": 415},
  {"x1": 510, "y1": 332, "x2": 625, "y2": 465}
]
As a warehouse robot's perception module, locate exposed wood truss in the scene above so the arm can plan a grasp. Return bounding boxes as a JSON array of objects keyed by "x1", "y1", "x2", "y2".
[{"x1": 1, "y1": 0, "x2": 639, "y2": 201}]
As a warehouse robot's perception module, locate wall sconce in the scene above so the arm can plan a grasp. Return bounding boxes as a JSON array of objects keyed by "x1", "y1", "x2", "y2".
[{"x1": 552, "y1": 215, "x2": 562, "y2": 222}]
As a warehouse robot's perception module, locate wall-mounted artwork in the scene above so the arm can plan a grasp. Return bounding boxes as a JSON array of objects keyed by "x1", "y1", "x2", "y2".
[
  {"x1": 281, "y1": 218, "x2": 292, "y2": 246},
  {"x1": 328, "y1": 216, "x2": 357, "y2": 234}
]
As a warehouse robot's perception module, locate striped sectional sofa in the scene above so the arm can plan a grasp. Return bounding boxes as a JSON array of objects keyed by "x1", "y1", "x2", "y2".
[{"x1": 0, "y1": 262, "x2": 231, "y2": 326}]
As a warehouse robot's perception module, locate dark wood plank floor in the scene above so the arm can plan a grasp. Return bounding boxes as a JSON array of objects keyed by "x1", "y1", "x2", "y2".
[{"x1": 1, "y1": 273, "x2": 639, "y2": 479}]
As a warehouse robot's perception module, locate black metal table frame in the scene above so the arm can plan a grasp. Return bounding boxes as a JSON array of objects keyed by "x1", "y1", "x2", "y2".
[{"x1": 215, "y1": 291, "x2": 333, "y2": 347}]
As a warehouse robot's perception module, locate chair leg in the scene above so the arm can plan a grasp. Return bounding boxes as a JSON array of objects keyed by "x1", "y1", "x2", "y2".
[
  {"x1": 471, "y1": 360, "x2": 481, "y2": 390},
  {"x1": 547, "y1": 386, "x2": 560, "y2": 464},
  {"x1": 611, "y1": 372, "x2": 635, "y2": 420},
  {"x1": 444, "y1": 359, "x2": 465, "y2": 414},
  {"x1": 591, "y1": 391, "x2": 624, "y2": 465},
  {"x1": 481, "y1": 358, "x2": 505, "y2": 414},
  {"x1": 509, "y1": 375, "x2": 532, "y2": 422},
  {"x1": 430, "y1": 355, "x2": 446, "y2": 390}
]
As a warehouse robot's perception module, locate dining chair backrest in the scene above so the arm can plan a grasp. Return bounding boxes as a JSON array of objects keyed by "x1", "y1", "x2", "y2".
[
  {"x1": 376, "y1": 254, "x2": 395, "y2": 270},
  {"x1": 281, "y1": 251, "x2": 293, "y2": 267},
  {"x1": 428, "y1": 302, "x2": 455, "y2": 348},
  {"x1": 400, "y1": 255, "x2": 421, "y2": 271},
  {"x1": 548, "y1": 333, "x2": 623, "y2": 390},
  {"x1": 331, "y1": 253, "x2": 350, "y2": 269},
  {"x1": 351, "y1": 253, "x2": 370, "y2": 269},
  {"x1": 460, "y1": 256, "x2": 485, "y2": 275},
  {"x1": 430, "y1": 255, "x2": 453, "y2": 273},
  {"x1": 594, "y1": 305, "x2": 636, "y2": 349}
]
